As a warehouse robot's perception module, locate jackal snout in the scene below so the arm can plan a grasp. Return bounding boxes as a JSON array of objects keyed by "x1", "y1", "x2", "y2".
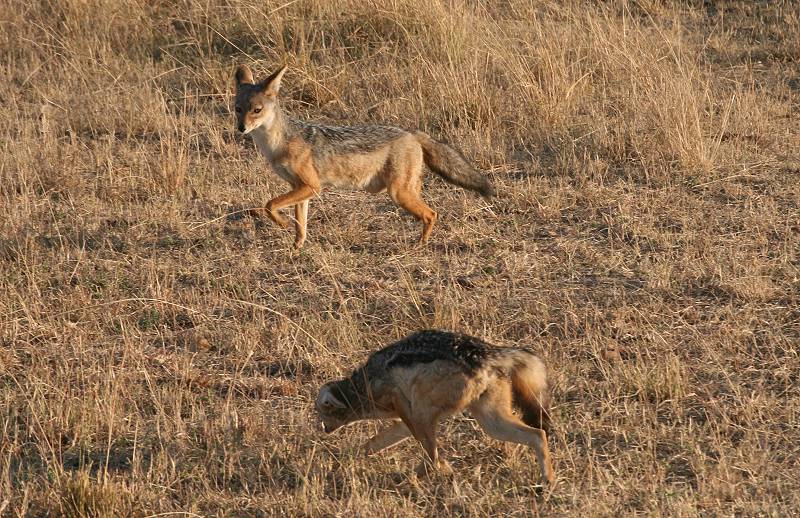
[{"x1": 315, "y1": 382, "x2": 355, "y2": 434}]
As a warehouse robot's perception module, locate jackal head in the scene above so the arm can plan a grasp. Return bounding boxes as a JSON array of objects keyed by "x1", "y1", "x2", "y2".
[
  {"x1": 315, "y1": 380, "x2": 364, "y2": 434},
  {"x1": 233, "y1": 64, "x2": 287, "y2": 134}
]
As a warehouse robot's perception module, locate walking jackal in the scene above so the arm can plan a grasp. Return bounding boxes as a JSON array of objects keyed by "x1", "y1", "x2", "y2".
[
  {"x1": 234, "y1": 64, "x2": 495, "y2": 248},
  {"x1": 315, "y1": 330, "x2": 555, "y2": 484}
]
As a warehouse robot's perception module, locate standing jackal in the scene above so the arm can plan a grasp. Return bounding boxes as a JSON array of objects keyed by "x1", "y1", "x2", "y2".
[
  {"x1": 315, "y1": 330, "x2": 555, "y2": 484},
  {"x1": 234, "y1": 64, "x2": 495, "y2": 248}
]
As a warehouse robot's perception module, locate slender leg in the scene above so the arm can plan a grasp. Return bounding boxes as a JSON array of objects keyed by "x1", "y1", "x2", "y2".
[
  {"x1": 471, "y1": 395, "x2": 555, "y2": 485},
  {"x1": 389, "y1": 392, "x2": 447, "y2": 475},
  {"x1": 293, "y1": 199, "x2": 310, "y2": 248},
  {"x1": 412, "y1": 417, "x2": 454, "y2": 476},
  {"x1": 364, "y1": 420, "x2": 412, "y2": 455},
  {"x1": 388, "y1": 184, "x2": 437, "y2": 244},
  {"x1": 264, "y1": 184, "x2": 316, "y2": 234}
]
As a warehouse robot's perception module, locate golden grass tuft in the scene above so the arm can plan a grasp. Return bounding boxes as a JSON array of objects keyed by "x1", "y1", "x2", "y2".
[{"x1": 57, "y1": 472, "x2": 136, "y2": 518}]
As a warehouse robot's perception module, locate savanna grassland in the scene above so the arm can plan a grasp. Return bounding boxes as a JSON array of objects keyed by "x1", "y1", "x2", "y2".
[{"x1": 1, "y1": 0, "x2": 799, "y2": 516}]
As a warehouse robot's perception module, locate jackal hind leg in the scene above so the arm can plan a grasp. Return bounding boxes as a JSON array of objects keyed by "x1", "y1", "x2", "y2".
[
  {"x1": 470, "y1": 386, "x2": 555, "y2": 485},
  {"x1": 364, "y1": 420, "x2": 411, "y2": 456},
  {"x1": 388, "y1": 183, "x2": 437, "y2": 244}
]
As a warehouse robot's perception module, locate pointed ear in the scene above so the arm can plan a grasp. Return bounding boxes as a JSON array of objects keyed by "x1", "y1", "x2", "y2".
[
  {"x1": 260, "y1": 65, "x2": 288, "y2": 94},
  {"x1": 235, "y1": 65, "x2": 254, "y2": 86}
]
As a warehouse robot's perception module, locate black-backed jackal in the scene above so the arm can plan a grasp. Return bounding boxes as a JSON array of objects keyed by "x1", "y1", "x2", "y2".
[
  {"x1": 234, "y1": 65, "x2": 495, "y2": 248},
  {"x1": 315, "y1": 330, "x2": 555, "y2": 484}
]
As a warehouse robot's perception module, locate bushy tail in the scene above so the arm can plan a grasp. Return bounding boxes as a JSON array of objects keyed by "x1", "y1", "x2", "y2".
[
  {"x1": 509, "y1": 351, "x2": 551, "y2": 432},
  {"x1": 414, "y1": 131, "x2": 496, "y2": 197}
]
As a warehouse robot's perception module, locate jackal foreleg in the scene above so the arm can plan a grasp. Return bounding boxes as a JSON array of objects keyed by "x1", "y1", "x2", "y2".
[
  {"x1": 264, "y1": 184, "x2": 316, "y2": 233},
  {"x1": 293, "y1": 199, "x2": 309, "y2": 248},
  {"x1": 364, "y1": 420, "x2": 411, "y2": 455},
  {"x1": 263, "y1": 138, "x2": 319, "y2": 247}
]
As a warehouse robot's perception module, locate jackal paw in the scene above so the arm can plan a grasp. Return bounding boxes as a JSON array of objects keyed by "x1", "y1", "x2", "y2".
[
  {"x1": 248, "y1": 208, "x2": 268, "y2": 220},
  {"x1": 439, "y1": 460, "x2": 454, "y2": 476},
  {"x1": 362, "y1": 440, "x2": 378, "y2": 456},
  {"x1": 363, "y1": 440, "x2": 392, "y2": 457},
  {"x1": 363, "y1": 446, "x2": 378, "y2": 457},
  {"x1": 267, "y1": 211, "x2": 290, "y2": 229}
]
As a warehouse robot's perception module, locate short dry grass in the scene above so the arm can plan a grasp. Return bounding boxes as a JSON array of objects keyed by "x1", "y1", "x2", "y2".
[{"x1": 1, "y1": 0, "x2": 799, "y2": 516}]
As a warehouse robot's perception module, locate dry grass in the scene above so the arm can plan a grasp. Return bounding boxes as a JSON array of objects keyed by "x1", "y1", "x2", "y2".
[{"x1": 1, "y1": 0, "x2": 799, "y2": 515}]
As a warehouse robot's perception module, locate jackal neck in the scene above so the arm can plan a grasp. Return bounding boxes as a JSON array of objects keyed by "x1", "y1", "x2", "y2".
[
  {"x1": 337, "y1": 369, "x2": 376, "y2": 413},
  {"x1": 249, "y1": 105, "x2": 288, "y2": 163}
]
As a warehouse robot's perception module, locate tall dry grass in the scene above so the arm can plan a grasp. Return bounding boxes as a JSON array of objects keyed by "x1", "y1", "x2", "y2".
[{"x1": 1, "y1": 0, "x2": 798, "y2": 515}]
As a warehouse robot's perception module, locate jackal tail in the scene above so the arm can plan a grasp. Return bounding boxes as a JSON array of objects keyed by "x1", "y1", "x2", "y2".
[
  {"x1": 414, "y1": 132, "x2": 496, "y2": 198},
  {"x1": 509, "y1": 351, "x2": 551, "y2": 432}
]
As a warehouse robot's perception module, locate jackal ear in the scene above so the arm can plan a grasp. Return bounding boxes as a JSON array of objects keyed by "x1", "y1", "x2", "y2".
[
  {"x1": 235, "y1": 65, "x2": 255, "y2": 86},
  {"x1": 319, "y1": 388, "x2": 346, "y2": 409},
  {"x1": 260, "y1": 65, "x2": 288, "y2": 94}
]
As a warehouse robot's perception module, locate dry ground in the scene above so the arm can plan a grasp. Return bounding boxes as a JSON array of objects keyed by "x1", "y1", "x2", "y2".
[{"x1": 1, "y1": 0, "x2": 799, "y2": 516}]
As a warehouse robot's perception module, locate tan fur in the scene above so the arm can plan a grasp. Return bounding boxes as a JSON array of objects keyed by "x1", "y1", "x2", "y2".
[
  {"x1": 315, "y1": 330, "x2": 554, "y2": 484},
  {"x1": 234, "y1": 65, "x2": 495, "y2": 248}
]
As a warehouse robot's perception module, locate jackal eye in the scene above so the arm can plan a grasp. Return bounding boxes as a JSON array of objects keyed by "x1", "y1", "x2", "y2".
[{"x1": 253, "y1": 107, "x2": 262, "y2": 114}]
